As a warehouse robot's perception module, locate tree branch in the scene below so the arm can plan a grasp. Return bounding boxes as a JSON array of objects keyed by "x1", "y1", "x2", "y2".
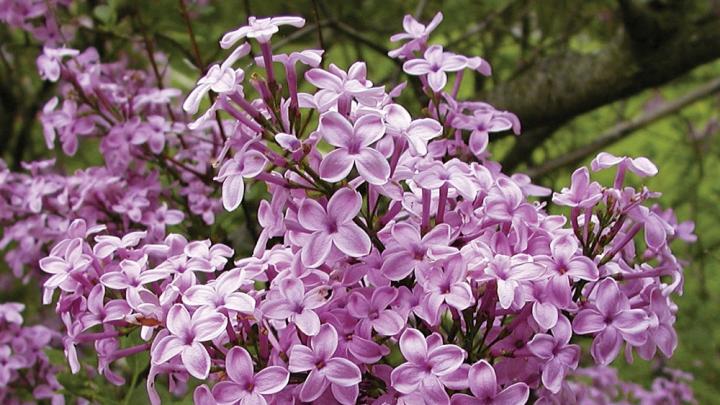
[
  {"x1": 484, "y1": 11, "x2": 720, "y2": 132},
  {"x1": 525, "y1": 76, "x2": 720, "y2": 178}
]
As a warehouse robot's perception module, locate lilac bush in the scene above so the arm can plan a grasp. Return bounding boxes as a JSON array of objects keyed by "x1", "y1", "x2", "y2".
[{"x1": 0, "y1": 4, "x2": 698, "y2": 404}]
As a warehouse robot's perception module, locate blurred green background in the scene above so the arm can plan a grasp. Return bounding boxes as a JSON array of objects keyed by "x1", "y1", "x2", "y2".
[{"x1": 1, "y1": 0, "x2": 719, "y2": 402}]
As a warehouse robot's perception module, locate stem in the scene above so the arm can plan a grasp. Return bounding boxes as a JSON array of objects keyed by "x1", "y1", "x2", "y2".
[
  {"x1": 421, "y1": 188, "x2": 432, "y2": 231},
  {"x1": 436, "y1": 184, "x2": 449, "y2": 224}
]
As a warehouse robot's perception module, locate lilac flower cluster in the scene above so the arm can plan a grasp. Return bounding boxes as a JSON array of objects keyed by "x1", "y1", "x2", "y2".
[
  {"x1": 0, "y1": 303, "x2": 63, "y2": 404},
  {"x1": 0, "y1": 7, "x2": 698, "y2": 405}
]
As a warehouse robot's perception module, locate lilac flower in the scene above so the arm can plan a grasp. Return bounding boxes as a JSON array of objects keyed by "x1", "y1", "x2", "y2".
[
  {"x1": 389, "y1": 12, "x2": 443, "y2": 59},
  {"x1": 591, "y1": 152, "x2": 658, "y2": 177},
  {"x1": 317, "y1": 111, "x2": 390, "y2": 185},
  {"x1": 288, "y1": 324, "x2": 362, "y2": 404},
  {"x1": 220, "y1": 16, "x2": 306, "y2": 47},
  {"x1": 403, "y1": 45, "x2": 467, "y2": 92},
  {"x1": 347, "y1": 286, "x2": 405, "y2": 336},
  {"x1": 215, "y1": 147, "x2": 268, "y2": 211},
  {"x1": 304, "y1": 62, "x2": 386, "y2": 110},
  {"x1": 380, "y1": 222, "x2": 456, "y2": 281},
  {"x1": 455, "y1": 110, "x2": 518, "y2": 156},
  {"x1": 483, "y1": 177, "x2": 538, "y2": 223},
  {"x1": 384, "y1": 104, "x2": 443, "y2": 156},
  {"x1": 183, "y1": 269, "x2": 255, "y2": 314},
  {"x1": 535, "y1": 235, "x2": 598, "y2": 317},
  {"x1": 552, "y1": 167, "x2": 603, "y2": 208},
  {"x1": 391, "y1": 328, "x2": 465, "y2": 403},
  {"x1": 261, "y1": 277, "x2": 327, "y2": 336},
  {"x1": 151, "y1": 304, "x2": 227, "y2": 379},
  {"x1": 420, "y1": 257, "x2": 474, "y2": 321},
  {"x1": 80, "y1": 284, "x2": 132, "y2": 330},
  {"x1": 39, "y1": 238, "x2": 91, "y2": 301},
  {"x1": 415, "y1": 159, "x2": 478, "y2": 200},
  {"x1": 297, "y1": 187, "x2": 371, "y2": 267},
  {"x1": 182, "y1": 43, "x2": 251, "y2": 114},
  {"x1": 36, "y1": 46, "x2": 78, "y2": 81},
  {"x1": 573, "y1": 278, "x2": 649, "y2": 365},
  {"x1": 636, "y1": 287, "x2": 678, "y2": 360},
  {"x1": 100, "y1": 256, "x2": 168, "y2": 298},
  {"x1": 0, "y1": 302, "x2": 24, "y2": 325},
  {"x1": 93, "y1": 230, "x2": 147, "y2": 259},
  {"x1": 449, "y1": 360, "x2": 529, "y2": 405},
  {"x1": 212, "y1": 346, "x2": 289, "y2": 405},
  {"x1": 528, "y1": 316, "x2": 580, "y2": 393},
  {"x1": 475, "y1": 252, "x2": 546, "y2": 309},
  {"x1": 40, "y1": 97, "x2": 95, "y2": 155}
]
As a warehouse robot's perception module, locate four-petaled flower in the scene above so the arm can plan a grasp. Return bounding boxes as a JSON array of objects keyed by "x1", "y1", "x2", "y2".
[
  {"x1": 573, "y1": 278, "x2": 649, "y2": 365},
  {"x1": 391, "y1": 328, "x2": 466, "y2": 404},
  {"x1": 261, "y1": 277, "x2": 327, "y2": 336},
  {"x1": 212, "y1": 346, "x2": 289, "y2": 405},
  {"x1": 318, "y1": 111, "x2": 390, "y2": 185},
  {"x1": 220, "y1": 16, "x2": 306, "y2": 47},
  {"x1": 527, "y1": 316, "x2": 581, "y2": 393},
  {"x1": 403, "y1": 45, "x2": 467, "y2": 92},
  {"x1": 297, "y1": 187, "x2": 371, "y2": 267},
  {"x1": 183, "y1": 43, "x2": 251, "y2": 114},
  {"x1": 151, "y1": 304, "x2": 227, "y2": 379},
  {"x1": 347, "y1": 286, "x2": 405, "y2": 336},
  {"x1": 449, "y1": 360, "x2": 529, "y2": 405},
  {"x1": 384, "y1": 104, "x2": 443, "y2": 157},
  {"x1": 288, "y1": 324, "x2": 362, "y2": 404}
]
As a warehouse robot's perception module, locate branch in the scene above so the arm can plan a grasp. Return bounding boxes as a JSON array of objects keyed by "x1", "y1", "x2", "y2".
[
  {"x1": 492, "y1": 5, "x2": 720, "y2": 170},
  {"x1": 525, "y1": 76, "x2": 720, "y2": 178},
  {"x1": 483, "y1": 10, "x2": 720, "y2": 132}
]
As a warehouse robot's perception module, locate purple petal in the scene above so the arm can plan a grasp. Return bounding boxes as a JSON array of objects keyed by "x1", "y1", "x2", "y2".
[
  {"x1": 288, "y1": 345, "x2": 315, "y2": 373},
  {"x1": 166, "y1": 304, "x2": 191, "y2": 336},
  {"x1": 327, "y1": 188, "x2": 362, "y2": 225},
  {"x1": 494, "y1": 382, "x2": 530, "y2": 405},
  {"x1": 391, "y1": 363, "x2": 424, "y2": 394},
  {"x1": 333, "y1": 223, "x2": 371, "y2": 258},
  {"x1": 532, "y1": 301, "x2": 559, "y2": 331},
  {"x1": 572, "y1": 309, "x2": 606, "y2": 335},
  {"x1": 373, "y1": 310, "x2": 405, "y2": 336},
  {"x1": 356, "y1": 149, "x2": 391, "y2": 185},
  {"x1": 355, "y1": 114, "x2": 386, "y2": 147},
  {"x1": 426, "y1": 71, "x2": 447, "y2": 92},
  {"x1": 151, "y1": 336, "x2": 185, "y2": 364},
  {"x1": 298, "y1": 198, "x2": 328, "y2": 232},
  {"x1": 347, "y1": 293, "x2": 370, "y2": 318},
  {"x1": 221, "y1": 175, "x2": 245, "y2": 211},
  {"x1": 301, "y1": 231, "x2": 333, "y2": 268},
  {"x1": 225, "y1": 347, "x2": 254, "y2": 383},
  {"x1": 211, "y1": 381, "x2": 244, "y2": 404},
  {"x1": 299, "y1": 369, "x2": 329, "y2": 402},
  {"x1": 331, "y1": 383, "x2": 359, "y2": 405},
  {"x1": 399, "y1": 328, "x2": 428, "y2": 364},
  {"x1": 254, "y1": 366, "x2": 290, "y2": 394},
  {"x1": 403, "y1": 59, "x2": 432, "y2": 75},
  {"x1": 182, "y1": 341, "x2": 211, "y2": 379},
  {"x1": 192, "y1": 312, "x2": 227, "y2": 342},
  {"x1": 591, "y1": 327, "x2": 623, "y2": 365},
  {"x1": 325, "y1": 357, "x2": 362, "y2": 386},
  {"x1": 528, "y1": 334, "x2": 556, "y2": 360},
  {"x1": 295, "y1": 309, "x2": 321, "y2": 336},
  {"x1": 319, "y1": 148, "x2": 354, "y2": 182},
  {"x1": 429, "y1": 345, "x2": 465, "y2": 376},
  {"x1": 312, "y1": 324, "x2": 339, "y2": 360},
  {"x1": 318, "y1": 111, "x2": 353, "y2": 147},
  {"x1": 468, "y1": 360, "x2": 497, "y2": 399}
]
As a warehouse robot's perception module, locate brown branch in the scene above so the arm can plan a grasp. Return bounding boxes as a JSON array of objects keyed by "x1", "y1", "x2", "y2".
[
  {"x1": 525, "y1": 76, "x2": 720, "y2": 178},
  {"x1": 483, "y1": 12, "x2": 720, "y2": 132}
]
